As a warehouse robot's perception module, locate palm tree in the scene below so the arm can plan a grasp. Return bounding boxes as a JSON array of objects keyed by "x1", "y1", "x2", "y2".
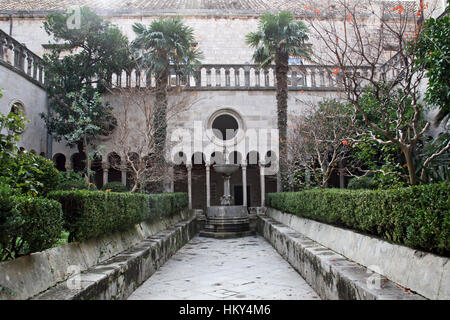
[
  {"x1": 246, "y1": 11, "x2": 309, "y2": 191},
  {"x1": 131, "y1": 18, "x2": 202, "y2": 191}
]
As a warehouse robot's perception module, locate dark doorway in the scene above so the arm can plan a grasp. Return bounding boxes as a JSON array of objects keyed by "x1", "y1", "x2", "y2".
[{"x1": 234, "y1": 185, "x2": 251, "y2": 206}]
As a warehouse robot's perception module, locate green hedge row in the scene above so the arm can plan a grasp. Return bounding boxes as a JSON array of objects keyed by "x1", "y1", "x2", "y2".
[
  {"x1": 266, "y1": 183, "x2": 450, "y2": 256},
  {"x1": 0, "y1": 193, "x2": 64, "y2": 261},
  {"x1": 48, "y1": 191, "x2": 188, "y2": 241},
  {"x1": 101, "y1": 182, "x2": 128, "y2": 192}
]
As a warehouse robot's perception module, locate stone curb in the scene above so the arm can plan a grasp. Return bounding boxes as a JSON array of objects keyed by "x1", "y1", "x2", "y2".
[
  {"x1": 33, "y1": 216, "x2": 197, "y2": 300},
  {"x1": 256, "y1": 215, "x2": 426, "y2": 300}
]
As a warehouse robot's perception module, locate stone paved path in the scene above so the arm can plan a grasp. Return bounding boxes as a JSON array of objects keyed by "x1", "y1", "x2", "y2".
[{"x1": 128, "y1": 235, "x2": 320, "y2": 300}]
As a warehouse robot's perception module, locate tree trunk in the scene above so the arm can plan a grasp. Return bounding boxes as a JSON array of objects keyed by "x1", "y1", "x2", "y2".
[
  {"x1": 154, "y1": 70, "x2": 169, "y2": 157},
  {"x1": 83, "y1": 135, "x2": 90, "y2": 184},
  {"x1": 153, "y1": 68, "x2": 169, "y2": 193},
  {"x1": 275, "y1": 51, "x2": 290, "y2": 192},
  {"x1": 403, "y1": 147, "x2": 417, "y2": 185},
  {"x1": 321, "y1": 166, "x2": 329, "y2": 188}
]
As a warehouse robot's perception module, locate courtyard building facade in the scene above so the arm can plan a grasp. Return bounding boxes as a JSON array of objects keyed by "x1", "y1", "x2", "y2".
[{"x1": 1, "y1": 0, "x2": 444, "y2": 209}]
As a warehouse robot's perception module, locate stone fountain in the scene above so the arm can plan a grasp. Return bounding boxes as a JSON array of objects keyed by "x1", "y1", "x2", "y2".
[{"x1": 200, "y1": 148, "x2": 251, "y2": 239}]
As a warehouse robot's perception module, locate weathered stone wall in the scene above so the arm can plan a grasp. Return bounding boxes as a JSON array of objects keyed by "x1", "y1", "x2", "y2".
[
  {"x1": 0, "y1": 64, "x2": 48, "y2": 154},
  {"x1": 0, "y1": 16, "x2": 260, "y2": 63},
  {"x1": 0, "y1": 15, "x2": 339, "y2": 64}
]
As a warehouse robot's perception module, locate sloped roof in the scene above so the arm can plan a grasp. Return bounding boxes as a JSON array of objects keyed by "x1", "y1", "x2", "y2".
[
  {"x1": 0, "y1": 0, "x2": 417, "y2": 16},
  {"x1": 3, "y1": 0, "x2": 273, "y2": 12}
]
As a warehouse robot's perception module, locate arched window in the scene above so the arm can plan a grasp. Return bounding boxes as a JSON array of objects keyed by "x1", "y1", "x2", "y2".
[
  {"x1": 9, "y1": 101, "x2": 26, "y2": 133},
  {"x1": 10, "y1": 102, "x2": 25, "y2": 116},
  {"x1": 211, "y1": 114, "x2": 239, "y2": 140}
]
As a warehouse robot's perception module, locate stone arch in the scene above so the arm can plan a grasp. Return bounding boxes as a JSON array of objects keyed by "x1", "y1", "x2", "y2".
[
  {"x1": 210, "y1": 151, "x2": 225, "y2": 165},
  {"x1": 8, "y1": 99, "x2": 26, "y2": 134},
  {"x1": 191, "y1": 152, "x2": 206, "y2": 167},
  {"x1": 173, "y1": 151, "x2": 188, "y2": 194},
  {"x1": 172, "y1": 151, "x2": 187, "y2": 165},
  {"x1": 52, "y1": 153, "x2": 66, "y2": 172},
  {"x1": 246, "y1": 151, "x2": 260, "y2": 167},
  {"x1": 107, "y1": 152, "x2": 122, "y2": 183},
  {"x1": 264, "y1": 150, "x2": 278, "y2": 166},
  {"x1": 71, "y1": 152, "x2": 86, "y2": 173},
  {"x1": 91, "y1": 153, "x2": 103, "y2": 189}
]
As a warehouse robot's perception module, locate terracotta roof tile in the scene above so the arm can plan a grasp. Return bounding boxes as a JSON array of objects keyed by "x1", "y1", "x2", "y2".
[{"x1": 0, "y1": 0, "x2": 417, "y2": 15}]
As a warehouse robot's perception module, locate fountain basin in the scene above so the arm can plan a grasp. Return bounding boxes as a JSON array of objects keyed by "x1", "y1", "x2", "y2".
[
  {"x1": 213, "y1": 164, "x2": 240, "y2": 175},
  {"x1": 200, "y1": 206, "x2": 252, "y2": 239}
]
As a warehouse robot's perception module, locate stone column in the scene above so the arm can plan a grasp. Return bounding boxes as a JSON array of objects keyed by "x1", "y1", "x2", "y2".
[
  {"x1": 276, "y1": 171, "x2": 282, "y2": 192},
  {"x1": 168, "y1": 166, "x2": 175, "y2": 192},
  {"x1": 163, "y1": 165, "x2": 174, "y2": 193},
  {"x1": 65, "y1": 159, "x2": 73, "y2": 172},
  {"x1": 187, "y1": 164, "x2": 192, "y2": 209},
  {"x1": 120, "y1": 165, "x2": 127, "y2": 186},
  {"x1": 101, "y1": 162, "x2": 109, "y2": 187},
  {"x1": 206, "y1": 163, "x2": 211, "y2": 208},
  {"x1": 242, "y1": 163, "x2": 247, "y2": 207},
  {"x1": 260, "y1": 165, "x2": 265, "y2": 207}
]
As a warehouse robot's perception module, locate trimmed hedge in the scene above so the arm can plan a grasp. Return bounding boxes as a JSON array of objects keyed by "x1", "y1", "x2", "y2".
[
  {"x1": 48, "y1": 191, "x2": 188, "y2": 241},
  {"x1": 102, "y1": 182, "x2": 128, "y2": 192},
  {"x1": 347, "y1": 176, "x2": 378, "y2": 190},
  {"x1": 266, "y1": 183, "x2": 450, "y2": 255},
  {"x1": 0, "y1": 188, "x2": 64, "y2": 261},
  {"x1": 56, "y1": 180, "x2": 94, "y2": 191}
]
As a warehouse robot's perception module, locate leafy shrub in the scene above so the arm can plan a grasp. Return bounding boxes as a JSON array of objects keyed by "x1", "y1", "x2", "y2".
[
  {"x1": 56, "y1": 180, "x2": 90, "y2": 191},
  {"x1": 56, "y1": 171, "x2": 97, "y2": 191},
  {"x1": 58, "y1": 170, "x2": 85, "y2": 184},
  {"x1": 266, "y1": 183, "x2": 450, "y2": 255},
  {"x1": 0, "y1": 152, "x2": 60, "y2": 196},
  {"x1": 347, "y1": 176, "x2": 378, "y2": 190},
  {"x1": 0, "y1": 109, "x2": 27, "y2": 156},
  {"x1": 102, "y1": 182, "x2": 128, "y2": 192},
  {"x1": 0, "y1": 181, "x2": 64, "y2": 261},
  {"x1": 48, "y1": 191, "x2": 188, "y2": 241}
]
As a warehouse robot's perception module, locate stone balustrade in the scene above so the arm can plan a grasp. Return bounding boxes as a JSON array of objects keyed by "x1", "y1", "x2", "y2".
[
  {"x1": 109, "y1": 64, "x2": 360, "y2": 91},
  {"x1": 0, "y1": 29, "x2": 46, "y2": 87}
]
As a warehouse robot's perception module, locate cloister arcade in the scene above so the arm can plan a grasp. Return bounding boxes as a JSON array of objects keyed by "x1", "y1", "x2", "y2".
[{"x1": 52, "y1": 150, "x2": 278, "y2": 210}]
